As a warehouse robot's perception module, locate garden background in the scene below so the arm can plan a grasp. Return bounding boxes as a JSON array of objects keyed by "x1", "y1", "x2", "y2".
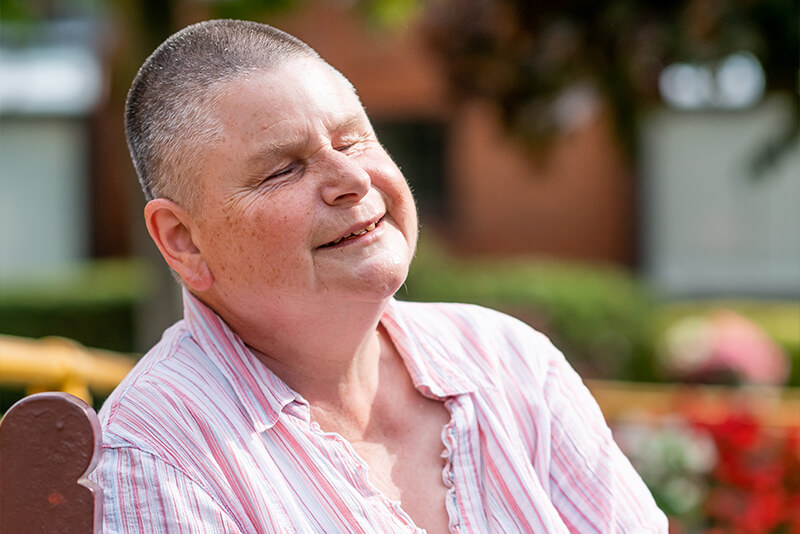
[{"x1": 1, "y1": 0, "x2": 798, "y2": 531}]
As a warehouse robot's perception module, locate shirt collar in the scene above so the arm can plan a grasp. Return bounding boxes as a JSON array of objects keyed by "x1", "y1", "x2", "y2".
[
  {"x1": 381, "y1": 299, "x2": 477, "y2": 398},
  {"x1": 182, "y1": 288, "x2": 303, "y2": 433}
]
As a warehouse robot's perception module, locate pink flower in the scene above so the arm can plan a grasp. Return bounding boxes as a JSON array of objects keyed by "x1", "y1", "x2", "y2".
[
  {"x1": 660, "y1": 310, "x2": 789, "y2": 385},
  {"x1": 708, "y1": 311, "x2": 788, "y2": 385}
]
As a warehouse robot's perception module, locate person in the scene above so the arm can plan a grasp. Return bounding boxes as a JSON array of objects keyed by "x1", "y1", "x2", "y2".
[{"x1": 92, "y1": 19, "x2": 667, "y2": 533}]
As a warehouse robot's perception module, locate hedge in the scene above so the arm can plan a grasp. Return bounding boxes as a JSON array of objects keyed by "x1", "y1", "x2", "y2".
[{"x1": 0, "y1": 259, "x2": 151, "y2": 353}]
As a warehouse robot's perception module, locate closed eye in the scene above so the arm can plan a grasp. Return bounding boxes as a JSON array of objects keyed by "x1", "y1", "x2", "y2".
[
  {"x1": 268, "y1": 164, "x2": 298, "y2": 180},
  {"x1": 335, "y1": 142, "x2": 356, "y2": 153}
]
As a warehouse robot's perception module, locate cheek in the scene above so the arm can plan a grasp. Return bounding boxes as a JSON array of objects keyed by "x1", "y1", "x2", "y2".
[
  {"x1": 387, "y1": 177, "x2": 418, "y2": 232},
  {"x1": 388, "y1": 168, "x2": 415, "y2": 207},
  {"x1": 199, "y1": 214, "x2": 265, "y2": 278},
  {"x1": 240, "y1": 209, "x2": 313, "y2": 277},
  {"x1": 368, "y1": 159, "x2": 414, "y2": 205}
]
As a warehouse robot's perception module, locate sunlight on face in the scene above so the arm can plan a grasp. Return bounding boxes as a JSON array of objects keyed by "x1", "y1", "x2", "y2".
[{"x1": 189, "y1": 58, "x2": 418, "y2": 329}]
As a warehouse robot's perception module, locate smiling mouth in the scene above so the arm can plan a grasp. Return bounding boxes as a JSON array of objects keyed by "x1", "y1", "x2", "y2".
[{"x1": 320, "y1": 218, "x2": 382, "y2": 248}]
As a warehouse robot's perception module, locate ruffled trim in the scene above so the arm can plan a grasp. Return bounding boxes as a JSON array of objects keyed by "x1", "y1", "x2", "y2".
[{"x1": 441, "y1": 399, "x2": 459, "y2": 532}]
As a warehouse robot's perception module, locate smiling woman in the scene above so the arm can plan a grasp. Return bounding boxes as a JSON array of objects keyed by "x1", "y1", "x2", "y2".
[{"x1": 89, "y1": 19, "x2": 667, "y2": 534}]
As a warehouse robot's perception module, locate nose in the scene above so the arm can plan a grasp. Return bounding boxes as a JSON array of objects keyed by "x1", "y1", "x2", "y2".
[{"x1": 319, "y1": 149, "x2": 371, "y2": 206}]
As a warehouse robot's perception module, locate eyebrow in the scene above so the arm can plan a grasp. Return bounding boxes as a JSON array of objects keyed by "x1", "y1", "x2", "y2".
[
  {"x1": 246, "y1": 139, "x2": 302, "y2": 171},
  {"x1": 330, "y1": 113, "x2": 367, "y2": 136},
  {"x1": 245, "y1": 113, "x2": 367, "y2": 170}
]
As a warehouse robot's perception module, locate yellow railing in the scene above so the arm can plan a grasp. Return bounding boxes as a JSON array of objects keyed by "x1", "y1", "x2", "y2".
[
  {"x1": 0, "y1": 334, "x2": 137, "y2": 404},
  {"x1": 586, "y1": 379, "x2": 800, "y2": 427}
]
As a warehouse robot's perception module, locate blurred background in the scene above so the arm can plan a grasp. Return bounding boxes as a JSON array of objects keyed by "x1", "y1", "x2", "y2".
[{"x1": 1, "y1": 0, "x2": 798, "y2": 531}]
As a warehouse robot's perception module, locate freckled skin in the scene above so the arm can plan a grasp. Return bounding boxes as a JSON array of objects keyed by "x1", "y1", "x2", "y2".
[{"x1": 185, "y1": 58, "x2": 418, "y2": 346}]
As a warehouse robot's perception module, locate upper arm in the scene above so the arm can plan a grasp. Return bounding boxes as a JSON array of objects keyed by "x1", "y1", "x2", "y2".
[
  {"x1": 541, "y1": 348, "x2": 668, "y2": 533},
  {"x1": 94, "y1": 446, "x2": 246, "y2": 534}
]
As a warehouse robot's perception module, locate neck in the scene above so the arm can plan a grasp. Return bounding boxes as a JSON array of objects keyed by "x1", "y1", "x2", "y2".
[{"x1": 204, "y1": 292, "x2": 393, "y2": 410}]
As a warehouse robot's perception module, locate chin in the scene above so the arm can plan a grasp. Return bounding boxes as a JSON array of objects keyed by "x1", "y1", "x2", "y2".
[
  {"x1": 370, "y1": 266, "x2": 410, "y2": 298},
  {"x1": 348, "y1": 257, "x2": 411, "y2": 302}
]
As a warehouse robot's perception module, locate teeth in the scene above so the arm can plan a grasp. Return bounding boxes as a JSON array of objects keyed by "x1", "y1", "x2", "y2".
[{"x1": 325, "y1": 221, "x2": 378, "y2": 247}]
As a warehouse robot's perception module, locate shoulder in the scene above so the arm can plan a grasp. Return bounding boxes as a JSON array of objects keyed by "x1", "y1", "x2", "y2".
[
  {"x1": 92, "y1": 322, "x2": 270, "y2": 532},
  {"x1": 387, "y1": 299, "x2": 563, "y2": 385},
  {"x1": 390, "y1": 298, "x2": 545, "y2": 342},
  {"x1": 98, "y1": 320, "x2": 243, "y2": 460}
]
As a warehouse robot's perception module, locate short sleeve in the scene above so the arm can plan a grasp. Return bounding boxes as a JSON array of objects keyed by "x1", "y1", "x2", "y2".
[
  {"x1": 94, "y1": 446, "x2": 246, "y2": 534},
  {"x1": 541, "y1": 345, "x2": 668, "y2": 533}
]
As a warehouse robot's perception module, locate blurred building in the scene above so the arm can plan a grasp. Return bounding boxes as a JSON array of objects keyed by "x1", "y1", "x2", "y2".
[
  {"x1": 641, "y1": 95, "x2": 800, "y2": 298},
  {"x1": 0, "y1": 19, "x2": 105, "y2": 282}
]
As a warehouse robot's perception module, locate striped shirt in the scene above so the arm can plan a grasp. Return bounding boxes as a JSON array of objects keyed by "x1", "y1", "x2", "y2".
[{"x1": 91, "y1": 290, "x2": 667, "y2": 533}]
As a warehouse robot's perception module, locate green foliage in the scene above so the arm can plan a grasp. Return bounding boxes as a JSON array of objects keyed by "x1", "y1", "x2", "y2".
[
  {"x1": 401, "y1": 238, "x2": 659, "y2": 381},
  {"x1": 203, "y1": 0, "x2": 420, "y2": 30},
  {"x1": 0, "y1": 0, "x2": 31, "y2": 21},
  {"x1": 356, "y1": 0, "x2": 421, "y2": 29},
  {"x1": 0, "y1": 0, "x2": 100, "y2": 23},
  {"x1": 0, "y1": 260, "x2": 151, "y2": 353},
  {"x1": 207, "y1": 0, "x2": 301, "y2": 22},
  {"x1": 0, "y1": 385, "x2": 28, "y2": 416}
]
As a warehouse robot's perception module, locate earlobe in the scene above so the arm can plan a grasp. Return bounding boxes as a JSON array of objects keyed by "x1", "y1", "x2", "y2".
[{"x1": 144, "y1": 199, "x2": 214, "y2": 291}]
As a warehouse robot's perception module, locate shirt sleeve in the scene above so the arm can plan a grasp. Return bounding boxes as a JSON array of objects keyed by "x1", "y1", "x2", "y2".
[
  {"x1": 94, "y1": 446, "x2": 246, "y2": 534},
  {"x1": 541, "y1": 344, "x2": 668, "y2": 533}
]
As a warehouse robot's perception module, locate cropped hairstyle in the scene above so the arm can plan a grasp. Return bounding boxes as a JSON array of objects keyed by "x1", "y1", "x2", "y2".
[{"x1": 125, "y1": 19, "x2": 320, "y2": 209}]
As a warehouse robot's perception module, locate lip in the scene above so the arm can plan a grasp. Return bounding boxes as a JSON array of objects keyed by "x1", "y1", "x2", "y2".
[{"x1": 317, "y1": 215, "x2": 385, "y2": 249}]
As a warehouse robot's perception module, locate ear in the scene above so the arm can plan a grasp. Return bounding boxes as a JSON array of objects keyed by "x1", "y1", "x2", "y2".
[{"x1": 144, "y1": 198, "x2": 213, "y2": 292}]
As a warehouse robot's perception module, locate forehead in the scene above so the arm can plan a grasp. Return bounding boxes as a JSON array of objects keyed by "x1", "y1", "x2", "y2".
[{"x1": 212, "y1": 58, "x2": 365, "y2": 141}]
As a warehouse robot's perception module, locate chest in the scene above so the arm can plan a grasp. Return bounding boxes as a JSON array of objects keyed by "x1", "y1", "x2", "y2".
[{"x1": 348, "y1": 399, "x2": 452, "y2": 534}]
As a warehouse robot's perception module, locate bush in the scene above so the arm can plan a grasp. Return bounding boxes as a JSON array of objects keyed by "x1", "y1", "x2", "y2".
[
  {"x1": 400, "y1": 238, "x2": 659, "y2": 381},
  {"x1": 0, "y1": 259, "x2": 151, "y2": 353}
]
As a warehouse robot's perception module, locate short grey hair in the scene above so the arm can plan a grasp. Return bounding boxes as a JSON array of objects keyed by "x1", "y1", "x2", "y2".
[{"x1": 126, "y1": 19, "x2": 320, "y2": 210}]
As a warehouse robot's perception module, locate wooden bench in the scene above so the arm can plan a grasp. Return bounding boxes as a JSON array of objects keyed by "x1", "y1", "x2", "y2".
[{"x1": 0, "y1": 392, "x2": 102, "y2": 533}]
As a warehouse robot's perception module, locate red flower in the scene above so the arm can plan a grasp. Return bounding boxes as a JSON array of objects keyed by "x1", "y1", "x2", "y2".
[{"x1": 684, "y1": 407, "x2": 800, "y2": 533}]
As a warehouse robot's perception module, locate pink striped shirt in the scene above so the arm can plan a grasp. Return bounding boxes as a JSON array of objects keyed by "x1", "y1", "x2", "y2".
[{"x1": 92, "y1": 290, "x2": 667, "y2": 532}]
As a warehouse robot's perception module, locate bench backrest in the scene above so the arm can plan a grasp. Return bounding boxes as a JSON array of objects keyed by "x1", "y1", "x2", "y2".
[{"x1": 0, "y1": 392, "x2": 102, "y2": 533}]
